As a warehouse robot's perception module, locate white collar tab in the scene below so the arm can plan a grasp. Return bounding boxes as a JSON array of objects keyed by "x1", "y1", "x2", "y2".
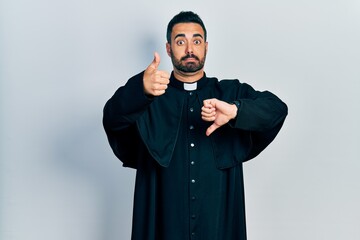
[{"x1": 183, "y1": 82, "x2": 197, "y2": 91}]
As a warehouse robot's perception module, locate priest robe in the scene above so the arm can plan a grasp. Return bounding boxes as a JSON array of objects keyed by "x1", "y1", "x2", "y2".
[{"x1": 103, "y1": 71, "x2": 288, "y2": 240}]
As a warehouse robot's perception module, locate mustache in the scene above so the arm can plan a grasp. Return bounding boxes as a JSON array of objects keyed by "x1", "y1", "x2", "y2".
[{"x1": 181, "y1": 54, "x2": 200, "y2": 61}]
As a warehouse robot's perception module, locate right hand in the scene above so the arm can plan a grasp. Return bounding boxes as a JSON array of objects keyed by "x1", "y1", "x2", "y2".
[{"x1": 143, "y1": 52, "x2": 170, "y2": 96}]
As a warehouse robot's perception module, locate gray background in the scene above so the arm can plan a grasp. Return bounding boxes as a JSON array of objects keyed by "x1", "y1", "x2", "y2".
[{"x1": 1, "y1": 0, "x2": 359, "y2": 239}]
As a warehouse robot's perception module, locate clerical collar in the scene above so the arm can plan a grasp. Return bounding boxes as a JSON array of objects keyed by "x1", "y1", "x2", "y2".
[
  {"x1": 169, "y1": 72, "x2": 207, "y2": 91},
  {"x1": 183, "y1": 82, "x2": 197, "y2": 91}
]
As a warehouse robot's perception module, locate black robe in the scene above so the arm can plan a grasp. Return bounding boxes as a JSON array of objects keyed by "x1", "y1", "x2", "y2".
[{"x1": 103, "y1": 71, "x2": 288, "y2": 240}]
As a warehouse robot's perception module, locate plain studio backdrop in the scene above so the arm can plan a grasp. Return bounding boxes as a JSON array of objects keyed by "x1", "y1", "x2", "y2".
[{"x1": 1, "y1": 0, "x2": 359, "y2": 239}]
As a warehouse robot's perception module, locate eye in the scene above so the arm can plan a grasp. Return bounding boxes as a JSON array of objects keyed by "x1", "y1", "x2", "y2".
[
  {"x1": 177, "y1": 40, "x2": 185, "y2": 45},
  {"x1": 194, "y1": 39, "x2": 202, "y2": 45}
]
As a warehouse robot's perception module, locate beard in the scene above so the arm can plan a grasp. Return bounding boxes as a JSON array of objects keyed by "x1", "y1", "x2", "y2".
[{"x1": 170, "y1": 50, "x2": 206, "y2": 73}]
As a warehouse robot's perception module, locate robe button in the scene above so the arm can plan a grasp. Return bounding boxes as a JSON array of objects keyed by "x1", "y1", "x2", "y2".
[
  {"x1": 189, "y1": 125, "x2": 194, "y2": 130},
  {"x1": 190, "y1": 107, "x2": 194, "y2": 112},
  {"x1": 191, "y1": 196, "x2": 196, "y2": 201},
  {"x1": 191, "y1": 161, "x2": 195, "y2": 165},
  {"x1": 189, "y1": 92, "x2": 193, "y2": 96},
  {"x1": 190, "y1": 143, "x2": 195, "y2": 147},
  {"x1": 191, "y1": 179, "x2": 195, "y2": 183},
  {"x1": 191, "y1": 214, "x2": 196, "y2": 219}
]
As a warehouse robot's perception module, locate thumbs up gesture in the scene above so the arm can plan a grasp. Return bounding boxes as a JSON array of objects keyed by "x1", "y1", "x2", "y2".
[{"x1": 143, "y1": 52, "x2": 170, "y2": 96}]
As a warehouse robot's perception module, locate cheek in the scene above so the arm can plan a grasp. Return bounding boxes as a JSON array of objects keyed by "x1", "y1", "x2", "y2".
[
  {"x1": 197, "y1": 47, "x2": 206, "y2": 57},
  {"x1": 171, "y1": 48, "x2": 183, "y2": 58}
]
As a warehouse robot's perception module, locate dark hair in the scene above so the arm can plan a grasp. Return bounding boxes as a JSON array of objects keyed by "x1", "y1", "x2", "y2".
[{"x1": 166, "y1": 11, "x2": 207, "y2": 43}]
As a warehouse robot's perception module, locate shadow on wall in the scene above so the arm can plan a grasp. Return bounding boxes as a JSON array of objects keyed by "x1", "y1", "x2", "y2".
[
  {"x1": 49, "y1": 34, "x2": 159, "y2": 239},
  {"x1": 51, "y1": 112, "x2": 134, "y2": 239},
  {"x1": 139, "y1": 32, "x2": 169, "y2": 70}
]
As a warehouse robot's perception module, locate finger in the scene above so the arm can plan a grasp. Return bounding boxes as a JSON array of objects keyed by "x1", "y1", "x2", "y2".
[
  {"x1": 153, "y1": 89, "x2": 166, "y2": 96},
  {"x1": 201, "y1": 111, "x2": 216, "y2": 122},
  {"x1": 203, "y1": 99, "x2": 211, "y2": 107},
  {"x1": 202, "y1": 116, "x2": 215, "y2": 122},
  {"x1": 201, "y1": 106, "x2": 215, "y2": 114},
  {"x1": 153, "y1": 71, "x2": 170, "y2": 83},
  {"x1": 201, "y1": 110, "x2": 215, "y2": 119},
  {"x1": 203, "y1": 99, "x2": 215, "y2": 108},
  {"x1": 152, "y1": 77, "x2": 170, "y2": 86},
  {"x1": 202, "y1": 115, "x2": 215, "y2": 121},
  {"x1": 153, "y1": 83, "x2": 169, "y2": 91},
  {"x1": 158, "y1": 70, "x2": 170, "y2": 79},
  {"x1": 158, "y1": 75, "x2": 170, "y2": 85}
]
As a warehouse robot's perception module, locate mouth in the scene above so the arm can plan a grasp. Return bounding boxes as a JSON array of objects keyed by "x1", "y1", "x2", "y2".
[
  {"x1": 181, "y1": 54, "x2": 199, "y2": 62},
  {"x1": 184, "y1": 57, "x2": 197, "y2": 62}
]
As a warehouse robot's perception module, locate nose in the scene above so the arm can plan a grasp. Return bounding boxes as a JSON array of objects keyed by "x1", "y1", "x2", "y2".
[{"x1": 186, "y1": 42, "x2": 193, "y2": 55}]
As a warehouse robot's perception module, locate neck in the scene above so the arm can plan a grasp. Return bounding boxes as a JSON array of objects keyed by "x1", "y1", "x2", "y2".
[{"x1": 173, "y1": 68, "x2": 204, "y2": 83}]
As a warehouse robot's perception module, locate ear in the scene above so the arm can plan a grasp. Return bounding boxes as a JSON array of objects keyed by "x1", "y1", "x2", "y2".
[
  {"x1": 166, "y1": 42, "x2": 171, "y2": 57},
  {"x1": 205, "y1": 42, "x2": 209, "y2": 52}
]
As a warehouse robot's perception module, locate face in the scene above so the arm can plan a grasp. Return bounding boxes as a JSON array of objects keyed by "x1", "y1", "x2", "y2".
[{"x1": 166, "y1": 23, "x2": 208, "y2": 74}]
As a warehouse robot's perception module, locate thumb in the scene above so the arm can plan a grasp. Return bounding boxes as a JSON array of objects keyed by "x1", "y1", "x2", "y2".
[
  {"x1": 149, "y1": 51, "x2": 161, "y2": 69},
  {"x1": 206, "y1": 123, "x2": 219, "y2": 136}
]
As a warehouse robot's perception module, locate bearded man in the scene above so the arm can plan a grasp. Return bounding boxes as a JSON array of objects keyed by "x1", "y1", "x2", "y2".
[{"x1": 103, "y1": 11, "x2": 288, "y2": 240}]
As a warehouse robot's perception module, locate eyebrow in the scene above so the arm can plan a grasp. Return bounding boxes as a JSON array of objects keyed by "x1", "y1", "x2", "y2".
[
  {"x1": 193, "y1": 33, "x2": 204, "y2": 39},
  {"x1": 174, "y1": 33, "x2": 204, "y2": 40}
]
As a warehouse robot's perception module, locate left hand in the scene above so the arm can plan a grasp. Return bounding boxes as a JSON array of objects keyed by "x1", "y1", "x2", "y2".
[{"x1": 201, "y1": 98, "x2": 238, "y2": 136}]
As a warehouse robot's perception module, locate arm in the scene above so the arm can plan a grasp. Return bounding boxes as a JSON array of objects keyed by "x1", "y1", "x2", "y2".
[
  {"x1": 102, "y1": 53, "x2": 170, "y2": 168},
  {"x1": 231, "y1": 84, "x2": 288, "y2": 160},
  {"x1": 103, "y1": 71, "x2": 153, "y2": 132},
  {"x1": 202, "y1": 81, "x2": 288, "y2": 162},
  {"x1": 103, "y1": 52, "x2": 170, "y2": 132},
  {"x1": 202, "y1": 82, "x2": 287, "y2": 135},
  {"x1": 102, "y1": 72, "x2": 152, "y2": 168}
]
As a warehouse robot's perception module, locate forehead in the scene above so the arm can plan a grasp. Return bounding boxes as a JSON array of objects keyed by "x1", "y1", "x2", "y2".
[{"x1": 171, "y1": 23, "x2": 205, "y2": 39}]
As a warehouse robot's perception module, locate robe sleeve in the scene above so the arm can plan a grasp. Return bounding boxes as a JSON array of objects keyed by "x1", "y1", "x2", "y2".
[
  {"x1": 229, "y1": 82, "x2": 288, "y2": 161},
  {"x1": 103, "y1": 71, "x2": 152, "y2": 168}
]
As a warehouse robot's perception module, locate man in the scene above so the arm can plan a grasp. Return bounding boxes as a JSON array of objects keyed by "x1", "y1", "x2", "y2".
[{"x1": 103, "y1": 11, "x2": 287, "y2": 240}]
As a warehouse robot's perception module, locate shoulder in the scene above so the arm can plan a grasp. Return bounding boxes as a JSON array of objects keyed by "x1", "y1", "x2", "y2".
[
  {"x1": 207, "y1": 75, "x2": 253, "y2": 92},
  {"x1": 206, "y1": 75, "x2": 246, "y2": 87},
  {"x1": 204, "y1": 75, "x2": 258, "y2": 100}
]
